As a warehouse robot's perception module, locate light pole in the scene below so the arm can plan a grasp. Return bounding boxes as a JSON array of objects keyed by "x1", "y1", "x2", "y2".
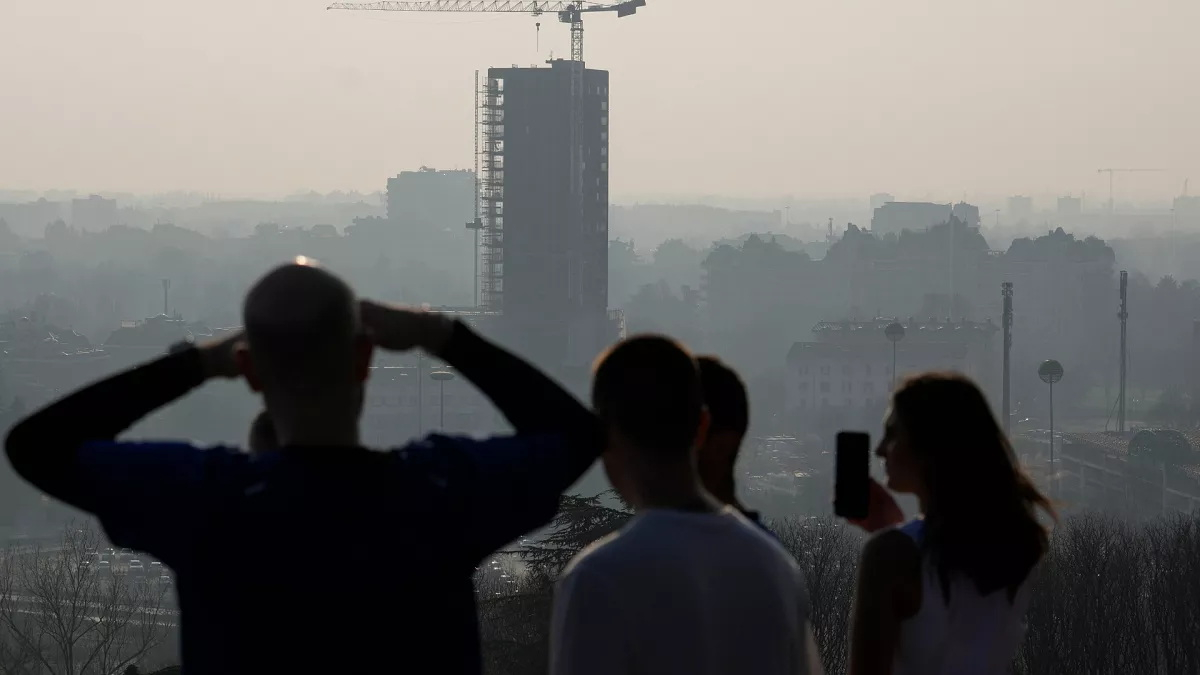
[
  {"x1": 1038, "y1": 359, "x2": 1064, "y2": 494},
  {"x1": 885, "y1": 322, "x2": 905, "y2": 390},
  {"x1": 430, "y1": 370, "x2": 455, "y2": 429}
]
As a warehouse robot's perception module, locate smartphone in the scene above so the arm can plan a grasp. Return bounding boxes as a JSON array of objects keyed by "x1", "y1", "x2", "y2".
[{"x1": 834, "y1": 431, "x2": 870, "y2": 519}]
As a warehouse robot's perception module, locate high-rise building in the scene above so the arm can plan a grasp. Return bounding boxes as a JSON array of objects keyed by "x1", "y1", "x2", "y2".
[
  {"x1": 869, "y1": 193, "x2": 895, "y2": 212},
  {"x1": 479, "y1": 60, "x2": 615, "y2": 368}
]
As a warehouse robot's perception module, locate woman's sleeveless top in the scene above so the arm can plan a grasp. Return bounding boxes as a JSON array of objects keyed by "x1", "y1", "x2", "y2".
[{"x1": 893, "y1": 519, "x2": 1032, "y2": 675}]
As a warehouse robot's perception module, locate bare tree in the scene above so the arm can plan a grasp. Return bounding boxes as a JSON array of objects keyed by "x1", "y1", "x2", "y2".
[
  {"x1": 772, "y1": 517, "x2": 861, "y2": 675},
  {"x1": 0, "y1": 522, "x2": 173, "y2": 675}
]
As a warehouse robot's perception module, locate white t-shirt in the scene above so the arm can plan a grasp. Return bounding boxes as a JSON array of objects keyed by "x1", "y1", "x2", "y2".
[{"x1": 550, "y1": 506, "x2": 824, "y2": 675}]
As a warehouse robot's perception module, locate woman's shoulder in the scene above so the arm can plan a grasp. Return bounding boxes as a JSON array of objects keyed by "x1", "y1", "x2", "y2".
[{"x1": 862, "y1": 522, "x2": 923, "y2": 569}]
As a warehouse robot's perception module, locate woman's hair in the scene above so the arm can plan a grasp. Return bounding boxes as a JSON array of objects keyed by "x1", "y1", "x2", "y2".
[{"x1": 892, "y1": 372, "x2": 1055, "y2": 601}]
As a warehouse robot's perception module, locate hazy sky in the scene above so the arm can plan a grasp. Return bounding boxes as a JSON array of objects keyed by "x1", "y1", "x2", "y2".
[{"x1": 2, "y1": 0, "x2": 1197, "y2": 202}]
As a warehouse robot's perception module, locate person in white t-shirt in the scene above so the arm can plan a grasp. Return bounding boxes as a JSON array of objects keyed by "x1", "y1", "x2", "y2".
[{"x1": 549, "y1": 336, "x2": 824, "y2": 675}]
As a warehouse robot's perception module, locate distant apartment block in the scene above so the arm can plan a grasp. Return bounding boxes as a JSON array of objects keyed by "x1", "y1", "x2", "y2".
[
  {"x1": 952, "y1": 202, "x2": 981, "y2": 228},
  {"x1": 386, "y1": 167, "x2": 475, "y2": 236},
  {"x1": 0, "y1": 199, "x2": 66, "y2": 236},
  {"x1": 871, "y1": 201, "x2": 979, "y2": 236},
  {"x1": 1174, "y1": 195, "x2": 1200, "y2": 220},
  {"x1": 1057, "y1": 195, "x2": 1082, "y2": 216},
  {"x1": 869, "y1": 193, "x2": 895, "y2": 211},
  {"x1": 1007, "y1": 195, "x2": 1033, "y2": 220},
  {"x1": 70, "y1": 195, "x2": 117, "y2": 231},
  {"x1": 783, "y1": 318, "x2": 999, "y2": 433}
]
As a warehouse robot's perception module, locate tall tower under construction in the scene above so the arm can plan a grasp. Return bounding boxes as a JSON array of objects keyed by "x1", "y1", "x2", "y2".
[{"x1": 478, "y1": 59, "x2": 616, "y2": 369}]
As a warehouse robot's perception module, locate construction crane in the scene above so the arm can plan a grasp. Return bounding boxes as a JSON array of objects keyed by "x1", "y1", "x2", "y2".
[
  {"x1": 326, "y1": 0, "x2": 646, "y2": 63},
  {"x1": 1097, "y1": 168, "x2": 1164, "y2": 214}
]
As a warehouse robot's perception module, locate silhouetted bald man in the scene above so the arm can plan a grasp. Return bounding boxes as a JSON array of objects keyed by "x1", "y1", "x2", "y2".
[{"x1": 6, "y1": 259, "x2": 605, "y2": 675}]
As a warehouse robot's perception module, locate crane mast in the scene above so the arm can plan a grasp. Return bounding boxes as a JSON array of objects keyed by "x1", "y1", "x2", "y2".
[{"x1": 1097, "y1": 168, "x2": 1164, "y2": 215}]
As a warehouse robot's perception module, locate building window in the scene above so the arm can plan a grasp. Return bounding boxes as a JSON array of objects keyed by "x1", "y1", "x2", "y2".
[
  {"x1": 821, "y1": 398, "x2": 828, "y2": 408},
  {"x1": 819, "y1": 382, "x2": 831, "y2": 394},
  {"x1": 601, "y1": 101, "x2": 608, "y2": 111},
  {"x1": 863, "y1": 381, "x2": 875, "y2": 394},
  {"x1": 843, "y1": 382, "x2": 852, "y2": 393},
  {"x1": 820, "y1": 366, "x2": 830, "y2": 376},
  {"x1": 799, "y1": 381, "x2": 810, "y2": 391},
  {"x1": 842, "y1": 364, "x2": 852, "y2": 376},
  {"x1": 601, "y1": 162, "x2": 607, "y2": 172},
  {"x1": 865, "y1": 364, "x2": 872, "y2": 376},
  {"x1": 601, "y1": 131, "x2": 608, "y2": 141},
  {"x1": 601, "y1": 117, "x2": 608, "y2": 126}
]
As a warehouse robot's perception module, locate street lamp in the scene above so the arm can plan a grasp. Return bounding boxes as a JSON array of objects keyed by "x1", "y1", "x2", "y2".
[
  {"x1": 1038, "y1": 359, "x2": 1064, "y2": 494},
  {"x1": 885, "y1": 322, "x2": 906, "y2": 390},
  {"x1": 430, "y1": 370, "x2": 455, "y2": 429}
]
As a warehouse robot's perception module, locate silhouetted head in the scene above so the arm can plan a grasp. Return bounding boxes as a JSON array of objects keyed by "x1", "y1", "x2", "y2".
[
  {"x1": 248, "y1": 410, "x2": 277, "y2": 454},
  {"x1": 695, "y1": 355, "x2": 749, "y2": 504},
  {"x1": 237, "y1": 260, "x2": 373, "y2": 438},
  {"x1": 878, "y1": 372, "x2": 1054, "y2": 599},
  {"x1": 590, "y1": 335, "x2": 708, "y2": 506}
]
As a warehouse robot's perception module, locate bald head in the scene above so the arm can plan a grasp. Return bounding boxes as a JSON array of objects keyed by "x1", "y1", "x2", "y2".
[{"x1": 241, "y1": 261, "x2": 364, "y2": 397}]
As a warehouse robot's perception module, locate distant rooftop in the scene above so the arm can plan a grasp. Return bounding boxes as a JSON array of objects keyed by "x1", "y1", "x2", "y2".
[{"x1": 786, "y1": 340, "x2": 971, "y2": 362}]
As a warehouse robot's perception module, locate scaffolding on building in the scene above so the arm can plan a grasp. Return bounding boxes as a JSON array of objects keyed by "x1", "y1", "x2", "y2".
[{"x1": 478, "y1": 75, "x2": 505, "y2": 312}]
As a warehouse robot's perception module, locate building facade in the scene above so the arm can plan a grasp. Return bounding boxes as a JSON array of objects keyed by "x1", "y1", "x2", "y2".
[
  {"x1": 71, "y1": 195, "x2": 118, "y2": 231},
  {"x1": 784, "y1": 318, "x2": 999, "y2": 436},
  {"x1": 386, "y1": 167, "x2": 475, "y2": 235},
  {"x1": 1008, "y1": 195, "x2": 1034, "y2": 221},
  {"x1": 871, "y1": 201, "x2": 980, "y2": 236}
]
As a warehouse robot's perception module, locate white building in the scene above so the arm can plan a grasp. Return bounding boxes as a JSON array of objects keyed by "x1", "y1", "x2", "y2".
[{"x1": 784, "y1": 318, "x2": 999, "y2": 435}]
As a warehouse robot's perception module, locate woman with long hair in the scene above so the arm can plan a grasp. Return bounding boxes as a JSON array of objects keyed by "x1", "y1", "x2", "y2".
[{"x1": 845, "y1": 372, "x2": 1055, "y2": 675}]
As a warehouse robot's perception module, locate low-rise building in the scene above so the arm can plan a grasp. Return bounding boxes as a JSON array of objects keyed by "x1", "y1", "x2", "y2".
[{"x1": 784, "y1": 317, "x2": 999, "y2": 436}]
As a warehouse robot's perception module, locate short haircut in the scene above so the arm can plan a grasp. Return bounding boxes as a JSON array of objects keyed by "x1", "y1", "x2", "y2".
[
  {"x1": 243, "y1": 262, "x2": 359, "y2": 393},
  {"x1": 591, "y1": 335, "x2": 703, "y2": 457},
  {"x1": 697, "y1": 355, "x2": 749, "y2": 437}
]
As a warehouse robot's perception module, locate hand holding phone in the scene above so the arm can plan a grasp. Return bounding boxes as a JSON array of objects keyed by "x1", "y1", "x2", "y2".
[{"x1": 834, "y1": 432, "x2": 871, "y2": 520}]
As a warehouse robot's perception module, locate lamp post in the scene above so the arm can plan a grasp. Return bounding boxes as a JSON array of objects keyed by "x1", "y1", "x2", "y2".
[
  {"x1": 885, "y1": 322, "x2": 906, "y2": 390},
  {"x1": 1038, "y1": 359, "x2": 1064, "y2": 494},
  {"x1": 430, "y1": 370, "x2": 455, "y2": 429}
]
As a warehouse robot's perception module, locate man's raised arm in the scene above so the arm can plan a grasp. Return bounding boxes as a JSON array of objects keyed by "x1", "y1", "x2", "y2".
[
  {"x1": 5, "y1": 334, "x2": 241, "y2": 506},
  {"x1": 361, "y1": 302, "x2": 605, "y2": 483}
]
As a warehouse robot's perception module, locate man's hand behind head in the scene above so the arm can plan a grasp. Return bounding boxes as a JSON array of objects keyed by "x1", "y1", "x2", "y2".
[
  {"x1": 197, "y1": 329, "x2": 246, "y2": 380},
  {"x1": 359, "y1": 300, "x2": 453, "y2": 355}
]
